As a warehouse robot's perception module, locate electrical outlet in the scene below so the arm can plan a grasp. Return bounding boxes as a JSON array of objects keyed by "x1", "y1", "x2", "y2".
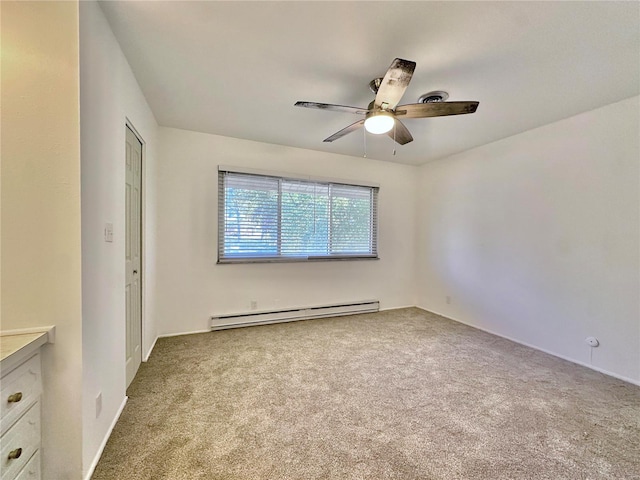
[
  {"x1": 250, "y1": 300, "x2": 258, "y2": 311},
  {"x1": 446, "y1": 296, "x2": 452, "y2": 305},
  {"x1": 96, "y1": 392, "x2": 103, "y2": 418},
  {"x1": 585, "y1": 337, "x2": 599, "y2": 347}
]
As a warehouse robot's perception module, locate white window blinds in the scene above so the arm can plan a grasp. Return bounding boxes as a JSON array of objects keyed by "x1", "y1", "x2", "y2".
[{"x1": 218, "y1": 169, "x2": 378, "y2": 263}]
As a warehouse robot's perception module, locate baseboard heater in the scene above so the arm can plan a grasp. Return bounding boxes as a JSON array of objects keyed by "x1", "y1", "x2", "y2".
[{"x1": 210, "y1": 300, "x2": 379, "y2": 331}]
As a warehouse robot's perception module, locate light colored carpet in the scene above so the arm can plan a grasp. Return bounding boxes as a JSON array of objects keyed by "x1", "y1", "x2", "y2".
[{"x1": 92, "y1": 308, "x2": 640, "y2": 479}]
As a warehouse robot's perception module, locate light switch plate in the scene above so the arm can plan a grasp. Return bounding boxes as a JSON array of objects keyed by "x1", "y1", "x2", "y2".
[{"x1": 104, "y1": 223, "x2": 114, "y2": 243}]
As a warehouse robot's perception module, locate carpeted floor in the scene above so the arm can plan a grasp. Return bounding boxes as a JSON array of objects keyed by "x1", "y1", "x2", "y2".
[{"x1": 92, "y1": 308, "x2": 640, "y2": 479}]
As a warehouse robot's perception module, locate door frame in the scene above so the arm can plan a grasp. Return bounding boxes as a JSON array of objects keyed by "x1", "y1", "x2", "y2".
[{"x1": 125, "y1": 119, "x2": 146, "y2": 366}]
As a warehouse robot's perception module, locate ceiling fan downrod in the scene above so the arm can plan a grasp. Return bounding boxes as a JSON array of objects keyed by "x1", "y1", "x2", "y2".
[{"x1": 369, "y1": 77, "x2": 383, "y2": 94}]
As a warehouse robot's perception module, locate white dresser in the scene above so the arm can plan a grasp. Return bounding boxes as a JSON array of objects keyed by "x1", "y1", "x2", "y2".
[{"x1": 0, "y1": 329, "x2": 53, "y2": 480}]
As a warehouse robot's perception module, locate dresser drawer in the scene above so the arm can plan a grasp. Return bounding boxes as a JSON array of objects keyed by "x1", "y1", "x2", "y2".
[
  {"x1": 0, "y1": 402, "x2": 40, "y2": 480},
  {"x1": 14, "y1": 451, "x2": 39, "y2": 480},
  {"x1": 0, "y1": 355, "x2": 41, "y2": 435}
]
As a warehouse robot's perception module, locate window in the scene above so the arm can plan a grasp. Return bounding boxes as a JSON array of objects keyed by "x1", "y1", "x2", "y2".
[{"x1": 218, "y1": 168, "x2": 378, "y2": 263}]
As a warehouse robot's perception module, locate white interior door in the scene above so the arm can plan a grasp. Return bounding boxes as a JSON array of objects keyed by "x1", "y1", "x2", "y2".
[{"x1": 125, "y1": 126, "x2": 142, "y2": 387}]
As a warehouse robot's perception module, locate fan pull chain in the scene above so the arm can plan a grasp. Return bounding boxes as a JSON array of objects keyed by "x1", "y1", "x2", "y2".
[
  {"x1": 392, "y1": 121, "x2": 397, "y2": 156},
  {"x1": 363, "y1": 127, "x2": 367, "y2": 158}
]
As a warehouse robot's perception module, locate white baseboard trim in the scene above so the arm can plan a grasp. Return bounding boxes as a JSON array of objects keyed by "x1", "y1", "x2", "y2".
[
  {"x1": 380, "y1": 305, "x2": 418, "y2": 312},
  {"x1": 84, "y1": 396, "x2": 128, "y2": 480},
  {"x1": 416, "y1": 306, "x2": 640, "y2": 387},
  {"x1": 144, "y1": 336, "x2": 158, "y2": 362},
  {"x1": 158, "y1": 328, "x2": 212, "y2": 339}
]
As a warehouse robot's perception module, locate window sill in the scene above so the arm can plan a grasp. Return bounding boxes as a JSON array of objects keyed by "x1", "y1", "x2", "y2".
[{"x1": 217, "y1": 256, "x2": 379, "y2": 264}]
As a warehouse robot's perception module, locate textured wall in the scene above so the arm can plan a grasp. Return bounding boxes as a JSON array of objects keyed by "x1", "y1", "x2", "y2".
[
  {"x1": 79, "y1": 1, "x2": 160, "y2": 476},
  {"x1": 156, "y1": 127, "x2": 419, "y2": 336},
  {"x1": 416, "y1": 96, "x2": 640, "y2": 384},
  {"x1": 1, "y1": 1, "x2": 83, "y2": 477}
]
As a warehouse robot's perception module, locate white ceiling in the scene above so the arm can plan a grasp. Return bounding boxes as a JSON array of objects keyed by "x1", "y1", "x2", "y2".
[{"x1": 99, "y1": 1, "x2": 639, "y2": 166}]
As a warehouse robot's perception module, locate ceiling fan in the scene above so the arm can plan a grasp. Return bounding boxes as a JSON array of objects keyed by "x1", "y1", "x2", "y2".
[{"x1": 295, "y1": 58, "x2": 479, "y2": 146}]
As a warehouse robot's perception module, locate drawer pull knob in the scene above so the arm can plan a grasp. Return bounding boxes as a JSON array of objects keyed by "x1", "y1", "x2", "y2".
[
  {"x1": 8, "y1": 448, "x2": 22, "y2": 460},
  {"x1": 7, "y1": 392, "x2": 23, "y2": 403}
]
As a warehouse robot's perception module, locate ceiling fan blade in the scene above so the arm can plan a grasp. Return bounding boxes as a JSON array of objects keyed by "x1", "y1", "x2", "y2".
[
  {"x1": 395, "y1": 101, "x2": 479, "y2": 119},
  {"x1": 387, "y1": 119, "x2": 413, "y2": 145},
  {"x1": 374, "y1": 58, "x2": 416, "y2": 110},
  {"x1": 295, "y1": 101, "x2": 368, "y2": 115},
  {"x1": 323, "y1": 119, "x2": 365, "y2": 142}
]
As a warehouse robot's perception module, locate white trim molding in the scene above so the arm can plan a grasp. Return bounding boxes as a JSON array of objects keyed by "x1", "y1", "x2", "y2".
[{"x1": 84, "y1": 396, "x2": 128, "y2": 480}]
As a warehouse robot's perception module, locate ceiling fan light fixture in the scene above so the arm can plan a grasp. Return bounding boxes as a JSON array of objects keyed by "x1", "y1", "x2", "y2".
[
  {"x1": 295, "y1": 58, "x2": 478, "y2": 146},
  {"x1": 364, "y1": 112, "x2": 394, "y2": 134}
]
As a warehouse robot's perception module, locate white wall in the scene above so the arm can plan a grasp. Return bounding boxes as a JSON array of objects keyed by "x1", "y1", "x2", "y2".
[
  {"x1": 1, "y1": 1, "x2": 83, "y2": 477},
  {"x1": 156, "y1": 128, "x2": 418, "y2": 335},
  {"x1": 417, "y1": 96, "x2": 640, "y2": 384},
  {"x1": 79, "y1": 1, "x2": 159, "y2": 475}
]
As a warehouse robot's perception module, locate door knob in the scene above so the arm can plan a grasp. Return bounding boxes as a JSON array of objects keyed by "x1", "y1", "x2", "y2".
[{"x1": 133, "y1": 270, "x2": 138, "y2": 274}]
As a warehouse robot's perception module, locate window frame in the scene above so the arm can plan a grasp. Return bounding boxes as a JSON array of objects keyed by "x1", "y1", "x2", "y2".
[{"x1": 217, "y1": 166, "x2": 379, "y2": 264}]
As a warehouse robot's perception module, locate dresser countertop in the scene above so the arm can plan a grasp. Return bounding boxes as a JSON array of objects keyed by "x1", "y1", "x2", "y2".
[{"x1": 0, "y1": 327, "x2": 55, "y2": 372}]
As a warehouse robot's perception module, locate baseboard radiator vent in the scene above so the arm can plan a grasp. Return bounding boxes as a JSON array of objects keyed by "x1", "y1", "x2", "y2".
[{"x1": 210, "y1": 300, "x2": 379, "y2": 331}]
